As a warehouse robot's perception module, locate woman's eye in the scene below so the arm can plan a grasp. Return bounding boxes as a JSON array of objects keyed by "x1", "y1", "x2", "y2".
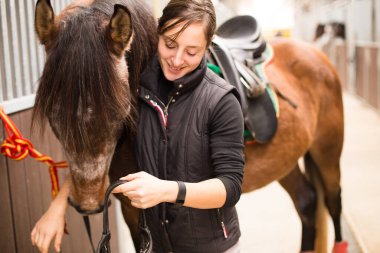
[
  {"x1": 187, "y1": 52, "x2": 196, "y2": 56},
  {"x1": 165, "y1": 43, "x2": 176, "y2": 49}
]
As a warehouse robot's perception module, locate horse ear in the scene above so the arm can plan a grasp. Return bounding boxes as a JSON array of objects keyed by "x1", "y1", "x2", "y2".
[
  {"x1": 35, "y1": 0, "x2": 57, "y2": 46},
  {"x1": 108, "y1": 4, "x2": 133, "y2": 57}
]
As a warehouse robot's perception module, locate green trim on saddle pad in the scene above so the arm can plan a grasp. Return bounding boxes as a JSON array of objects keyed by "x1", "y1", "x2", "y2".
[
  {"x1": 266, "y1": 85, "x2": 279, "y2": 114},
  {"x1": 207, "y1": 63, "x2": 222, "y2": 75},
  {"x1": 244, "y1": 129, "x2": 254, "y2": 142},
  {"x1": 254, "y1": 44, "x2": 274, "y2": 81},
  {"x1": 254, "y1": 45, "x2": 279, "y2": 115}
]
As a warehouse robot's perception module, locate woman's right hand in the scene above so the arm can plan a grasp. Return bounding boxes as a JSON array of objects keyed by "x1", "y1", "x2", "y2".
[{"x1": 31, "y1": 202, "x2": 66, "y2": 253}]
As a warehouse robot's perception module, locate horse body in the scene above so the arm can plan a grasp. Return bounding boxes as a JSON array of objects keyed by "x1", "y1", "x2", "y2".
[
  {"x1": 242, "y1": 39, "x2": 344, "y2": 251},
  {"x1": 34, "y1": 1, "x2": 345, "y2": 251},
  {"x1": 244, "y1": 39, "x2": 344, "y2": 191}
]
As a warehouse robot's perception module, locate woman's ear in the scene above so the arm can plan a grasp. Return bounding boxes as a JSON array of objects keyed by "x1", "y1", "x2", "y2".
[
  {"x1": 35, "y1": 0, "x2": 57, "y2": 47},
  {"x1": 108, "y1": 4, "x2": 133, "y2": 57}
]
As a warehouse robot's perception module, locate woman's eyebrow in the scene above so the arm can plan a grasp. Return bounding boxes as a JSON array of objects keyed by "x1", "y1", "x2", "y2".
[
  {"x1": 186, "y1": 45, "x2": 201, "y2": 49},
  {"x1": 162, "y1": 35, "x2": 202, "y2": 49},
  {"x1": 163, "y1": 35, "x2": 176, "y2": 41}
]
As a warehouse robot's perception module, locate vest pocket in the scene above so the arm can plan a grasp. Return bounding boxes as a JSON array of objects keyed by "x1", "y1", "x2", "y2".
[{"x1": 217, "y1": 208, "x2": 229, "y2": 239}]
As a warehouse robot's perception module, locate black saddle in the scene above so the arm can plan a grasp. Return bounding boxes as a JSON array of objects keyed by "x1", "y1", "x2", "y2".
[
  {"x1": 209, "y1": 15, "x2": 277, "y2": 143},
  {"x1": 216, "y1": 15, "x2": 266, "y2": 60}
]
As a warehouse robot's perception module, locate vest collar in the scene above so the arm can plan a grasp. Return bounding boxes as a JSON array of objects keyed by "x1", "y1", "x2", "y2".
[{"x1": 140, "y1": 55, "x2": 207, "y2": 96}]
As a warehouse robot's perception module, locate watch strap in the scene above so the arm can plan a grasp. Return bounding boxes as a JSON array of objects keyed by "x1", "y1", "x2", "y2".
[{"x1": 175, "y1": 181, "x2": 186, "y2": 205}]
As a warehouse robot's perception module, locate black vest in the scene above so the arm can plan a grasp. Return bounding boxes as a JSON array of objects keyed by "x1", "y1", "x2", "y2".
[{"x1": 136, "y1": 57, "x2": 241, "y2": 252}]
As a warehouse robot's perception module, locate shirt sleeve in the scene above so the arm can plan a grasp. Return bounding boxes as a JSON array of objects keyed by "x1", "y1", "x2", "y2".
[{"x1": 209, "y1": 92, "x2": 245, "y2": 207}]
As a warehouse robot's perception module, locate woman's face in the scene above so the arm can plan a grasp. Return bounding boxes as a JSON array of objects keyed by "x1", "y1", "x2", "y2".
[{"x1": 158, "y1": 21, "x2": 207, "y2": 81}]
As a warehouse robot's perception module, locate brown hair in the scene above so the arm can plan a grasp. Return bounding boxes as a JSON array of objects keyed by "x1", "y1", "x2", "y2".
[{"x1": 158, "y1": 0, "x2": 216, "y2": 47}]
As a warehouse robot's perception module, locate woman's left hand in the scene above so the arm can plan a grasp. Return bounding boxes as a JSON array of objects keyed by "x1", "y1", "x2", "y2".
[
  {"x1": 31, "y1": 200, "x2": 66, "y2": 253},
  {"x1": 112, "y1": 172, "x2": 177, "y2": 209}
]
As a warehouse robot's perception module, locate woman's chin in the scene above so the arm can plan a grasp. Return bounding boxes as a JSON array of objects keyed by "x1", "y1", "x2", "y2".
[{"x1": 163, "y1": 69, "x2": 184, "y2": 81}]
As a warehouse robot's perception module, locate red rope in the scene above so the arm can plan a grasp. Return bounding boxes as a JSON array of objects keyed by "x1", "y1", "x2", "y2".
[{"x1": 0, "y1": 108, "x2": 68, "y2": 198}]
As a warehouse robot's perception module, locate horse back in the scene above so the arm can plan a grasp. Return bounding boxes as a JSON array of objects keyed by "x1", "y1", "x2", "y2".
[
  {"x1": 267, "y1": 39, "x2": 343, "y2": 151},
  {"x1": 267, "y1": 39, "x2": 344, "y2": 133}
]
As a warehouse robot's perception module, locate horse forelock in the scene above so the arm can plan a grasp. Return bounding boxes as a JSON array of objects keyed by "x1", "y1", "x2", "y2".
[{"x1": 34, "y1": 7, "x2": 134, "y2": 157}]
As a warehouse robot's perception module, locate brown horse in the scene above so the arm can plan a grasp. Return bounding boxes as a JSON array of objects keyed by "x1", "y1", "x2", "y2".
[
  {"x1": 241, "y1": 39, "x2": 345, "y2": 253},
  {"x1": 34, "y1": 1, "x2": 345, "y2": 252}
]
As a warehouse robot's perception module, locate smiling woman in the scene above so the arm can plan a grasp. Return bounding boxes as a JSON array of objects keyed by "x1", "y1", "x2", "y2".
[{"x1": 112, "y1": 0, "x2": 245, "y2": 252}]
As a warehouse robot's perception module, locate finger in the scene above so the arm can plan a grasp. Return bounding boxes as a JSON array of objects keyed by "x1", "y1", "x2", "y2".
[
  {"x1": 54, "y1": 231, "x2": 63, "y2": 252},
  {"x1": 37, "y1": 233, "x2": 46, "y2": 253},
  {"x1": 131, "y1": 200, "x2": 150, "y2": 209},
  {"x1": 41, "y1": 234, "x2": 53, "y2": 253},
  {"x1": 112, "y1": 181, "x2": 138, "y2": 194},
  {"x1": 121, "y1": 172, "x2": 143, "y2": 181},
  {"x1": 31, "y1": 228, "x2": 37, "y2": 245},
  {"x1": 33, "y1": 230, "x2": 40, "y2": 246},
  {"x1": 130, "y1": 200, "x2": 140, "y2": 208},
  {"x1": 123, "y1": 190, "x2": 141, "y2": 199}
]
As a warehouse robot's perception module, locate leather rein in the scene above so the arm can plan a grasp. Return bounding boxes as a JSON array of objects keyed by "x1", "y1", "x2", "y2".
[{"x1": 92, "y1": 180, "x2": 152, "y2": 253}]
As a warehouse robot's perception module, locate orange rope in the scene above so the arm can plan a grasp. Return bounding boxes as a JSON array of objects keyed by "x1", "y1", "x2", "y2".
[{"x1": 0, "y1": 108, "x2": 68, "y2": 198}]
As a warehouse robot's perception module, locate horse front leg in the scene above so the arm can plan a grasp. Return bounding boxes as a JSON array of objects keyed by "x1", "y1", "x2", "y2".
[{"x1": 279, "y1": 164, "x2": 318, "y2": 253}]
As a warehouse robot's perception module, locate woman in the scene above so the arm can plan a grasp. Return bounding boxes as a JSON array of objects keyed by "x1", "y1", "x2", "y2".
[{"x1": 31, "y1": 0, "x2": 244, "y2": 252}]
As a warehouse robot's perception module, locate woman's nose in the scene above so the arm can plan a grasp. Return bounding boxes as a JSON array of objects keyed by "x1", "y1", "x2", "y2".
[{"x1": 172, "y1": 51, "x2": 184, "y2": 66}]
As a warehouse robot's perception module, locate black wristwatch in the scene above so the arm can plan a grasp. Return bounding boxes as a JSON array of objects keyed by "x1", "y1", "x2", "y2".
[{"x1": 175, "y1": 181, "x2": 186, "y2": 206}]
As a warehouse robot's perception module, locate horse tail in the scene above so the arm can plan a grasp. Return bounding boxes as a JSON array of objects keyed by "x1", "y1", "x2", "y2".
[{"x1": 304, "y1": 152, "x2": 329, "y2": 253}]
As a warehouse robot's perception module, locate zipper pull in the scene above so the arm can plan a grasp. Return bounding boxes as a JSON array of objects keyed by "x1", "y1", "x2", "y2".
[
  {"x1": 221, "y1": 221, "x2": 228, "y2": 239},
  {"x1": 164, "y1": 96, "x2": 174, "y2": 116},
  {"x1": 217, "y1": 209, "x2": 228, "y2": 239}
]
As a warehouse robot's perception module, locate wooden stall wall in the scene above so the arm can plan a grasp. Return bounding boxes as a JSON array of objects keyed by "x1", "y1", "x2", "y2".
[
  {"x1": 0, "y1": 117, "x2": 17, "y2": 252},
  {"x1": 324, "y1": 41, "x2": 380, "y2": 113},
  {"x1": 320, "y1": 41, "x2": 348, "y2": 89},
  {"x1": 0, "y1": 109, "x2": 120, "y2": 253},
  {"x1": 355, "y1": 44, "x2": 379, "y2": 110},
  {"x1": 333, "y1": 43, "x2": 348, "y2": 89}
]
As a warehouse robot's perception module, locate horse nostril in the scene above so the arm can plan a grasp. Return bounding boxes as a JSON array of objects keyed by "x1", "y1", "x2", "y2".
[
  {"x1": 78, "y1": 204, "x2": 104, "y2": 215},
  {"x1": 67, "y1": 196, "x2": 105, "y2": 215}
]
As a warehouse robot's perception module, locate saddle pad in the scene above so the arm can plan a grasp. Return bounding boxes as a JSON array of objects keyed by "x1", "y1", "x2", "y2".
[{"x1": 246, "y1": 45, "x2": 278, "y2": 143}]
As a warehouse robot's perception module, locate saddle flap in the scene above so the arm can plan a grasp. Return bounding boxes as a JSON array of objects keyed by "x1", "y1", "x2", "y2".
[{"x1": 245, "y1": 88, "x2": 278, "y2": 143}]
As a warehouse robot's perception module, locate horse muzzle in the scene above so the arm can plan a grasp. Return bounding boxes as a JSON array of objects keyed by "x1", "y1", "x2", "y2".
[{"x1": 68, "y1": 196, "x2": 106, "y2": 215}]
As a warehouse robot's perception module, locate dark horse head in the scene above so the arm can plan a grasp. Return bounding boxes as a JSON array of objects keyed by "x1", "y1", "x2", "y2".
[{"x1": 33, "y1": 0, "x2": 157, "y2": 213}]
